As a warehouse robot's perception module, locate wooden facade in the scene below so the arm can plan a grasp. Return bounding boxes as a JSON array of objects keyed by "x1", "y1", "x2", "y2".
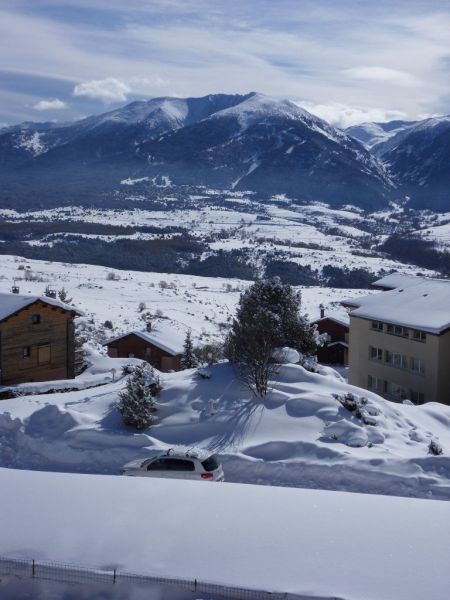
[
  {"x1": 0, "y1": 300, "x2": 78, "y2": 386},
  {"x1": 105, "y1": 333, "x2": 182, "y2": 372},
  {"x1": 314, "y1": 317, "x2": 349, "y2": 365}
]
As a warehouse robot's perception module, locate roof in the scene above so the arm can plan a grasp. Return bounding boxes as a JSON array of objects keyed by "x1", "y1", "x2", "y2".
[
  {"x1": 371, "y1": 273, "x2": 427, "y2": 290},
  {"x1": 327, "y1": 341, "x2": 349, "y2": 348},
  {"x1": 106, "y1": 325, "x2": 185, "y2": 356},
  {"x1": 313, "y1": 314, "x2": 349, "y2": 328},
  {"x1": 0, "y1": 292, "x2": 83, "y2": 323},
  {"x1": 344, "y1": 278, "x2": 450, "y2": 334}
]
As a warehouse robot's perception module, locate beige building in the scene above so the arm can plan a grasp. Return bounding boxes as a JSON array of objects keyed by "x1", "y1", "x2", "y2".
[{"x1": 344, "y1": 275, "x2": 450, "y2": 405}]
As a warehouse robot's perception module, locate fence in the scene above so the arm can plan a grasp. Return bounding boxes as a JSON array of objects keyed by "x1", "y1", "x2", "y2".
[{"x1": 0, "y1": 555, "x2": 335, "y2": 600}]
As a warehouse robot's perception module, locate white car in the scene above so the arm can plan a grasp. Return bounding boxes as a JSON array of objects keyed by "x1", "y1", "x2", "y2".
[{"x1": 120, "y1": 449, "x2": 224, "y2": 481}]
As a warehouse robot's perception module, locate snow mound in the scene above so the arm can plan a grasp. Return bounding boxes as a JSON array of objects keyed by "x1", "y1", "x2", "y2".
[{"x1": 0, "y1": 360, "x2": 449, "y2": 499}]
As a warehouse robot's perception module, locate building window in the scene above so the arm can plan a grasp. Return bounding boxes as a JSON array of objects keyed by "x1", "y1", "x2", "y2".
[
  {"x1": 37, "y1": 344, "x2": 51, "y2": 365},
  {"x1": 32, "y1": 314, "x2": 41, "y2": 324},
  {"x1": 410, "y1": 357, "x2": 425, "y2": 375},
  {"x1": 145, "y1": 347, "x2": 152, "y2": 356},
  {"x1": 385, "y1": 351, "x2": 408, "y2": 370},
  {"x1": 383, "y1": 381, "x2": 408, "y2": 401},
  {"x1": 127, "y1": 353, "x2": 135, "y2": 358},
  {"x1": 368, "y1": 375, "x2": 382, "y2": 391},
  {"x1": 410, "y1": 391, "x2": 425, "y2": 405},
  {"x1": 22, "y1": 346, "x2": 31, "y2": 358},
  {"x1": 371, "y1": 321, "x2": 383, "y2": 332},
  {"x1": 386, "y1": 324, "x2": 409, "y2": 338},
  {"x1": 369, "y1": 346, "x2": 383, "y2": 361},
  {"x1": 412, "y1": 330, "x2": 426, "y2": 343}
]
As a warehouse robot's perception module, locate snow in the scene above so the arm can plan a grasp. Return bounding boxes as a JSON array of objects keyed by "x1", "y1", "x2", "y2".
[
  {"x1": 0, "y1": 292, "x2": 82, "y2": 321},
  {"x1": 1, "y1": 357, "x2": 449, "y2": 500},
  {"x1": 0, "y1": 467, "x2": 449, "y2": 600},
  {"x1": 107, "y1": 325, "x2": 186, "y2": 356},
  {"x1": 346, "y1": 278, "x2": 450, "y2": 333}
]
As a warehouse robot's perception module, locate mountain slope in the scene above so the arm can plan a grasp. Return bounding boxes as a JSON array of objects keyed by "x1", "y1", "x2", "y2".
[
  {"x1": 381, "y1": 116, "x2": 450, "y2": 210},
  {"x1": 0, "y1": 92, "x2": 391, "y2": 210},
  {"x1": 345, "y1": 120, "x2": 417, "y2": 151}
]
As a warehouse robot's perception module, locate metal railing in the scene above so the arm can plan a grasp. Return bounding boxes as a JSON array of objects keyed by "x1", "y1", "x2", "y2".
[{"x1": 0, "y1": 555, "x2": 338, "y2": 600}]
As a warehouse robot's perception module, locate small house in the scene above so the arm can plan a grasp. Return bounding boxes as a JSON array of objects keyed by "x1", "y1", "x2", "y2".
[
  {"x1": 0, "y1": 292, "x2": 82, "y2": 386},
  {"x1": 313, "y1": 309, "x2": 349, "y2": 365},
  {"x1": 104, "y1": 327, "x2": 185, "y2": 372}
]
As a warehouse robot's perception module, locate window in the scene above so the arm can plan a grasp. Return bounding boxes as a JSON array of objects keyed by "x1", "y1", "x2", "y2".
[
  {"x1": 22, "y1": 346, "x2": 30, "y2": 358},
  {"x1": 368, "y1": 375, "x2": 382, "y2": 392},
  {"x1": 410, "y1": 357, "x2": 425, "y2": 375},
  {"x1": 147, "y1": 458, "x2": 195, "y2": 472},
  {"x1": 32, "y1": 314, "x2": 41, "y2": 324},
  {"x1": 385, "y1": 351, "x2": 408, "y2": 370},
  {"x1": 369, "y1": 346, "x2": 383, "y2": 361},
  {"x1": 412, "y1": 330, "x2": 426, "y2": 343},
  {"x1": 383, "y1": 381, "x2": 408, "y2": 401},
  {"x1": 202, "y1": 455, "x2": 220, "y2": 472},
  {"x1": 145, "y1": 347, "x2": 152, "y2": 356},
  {"x1": 371, "y1": 321, "x2": 383, "y2": 332},
  {"x1": 410, "y1": 391, "x2": 425, "y2": 405},
  {"x1": 386, "y1": 324, "x2": 409, "y2": 338},
  {"x1": 37, "y1": 344, "x2": 51, "y2": 365},
  {"x1": 127, "y1": 352, "x2": 135, "y2": 358}
]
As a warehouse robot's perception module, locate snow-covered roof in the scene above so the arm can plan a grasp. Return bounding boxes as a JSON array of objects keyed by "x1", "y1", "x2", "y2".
[
  {"x1": 327, "y1": 341, "x2": 349, "y2": 348},
  {"x1": 106, "y1": 325, "x2": 185, "y2": 356},
  {"x1": 313, "y1": 314, "x2": 349, "y2": 328},
  {"x1": 0, "y1": 468, "x2": 448, "y2": 600},
  {"x1": 0, "y1": 292, "x2": 83, "y2": 322},
  {"x1": 345, "y1": 278, "x2": 450, "y2": 334},
  {"x1": 371, "y1": 273, "x2": 427, "y2": 290}
]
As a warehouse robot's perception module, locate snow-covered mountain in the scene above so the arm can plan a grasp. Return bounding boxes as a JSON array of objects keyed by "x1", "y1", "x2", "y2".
[
  {"x1": 0, "y1": 92, "x2": 391, "y2": 210},
  {"x1": 345, "y1": 120, "x2": 417, "y2": 151},
  {"x1": 379, "y1": 115, "x2": 450, "y2": 210},
  {"x1": 1, "y1": 93, "x2": 448, "y2": 211}
]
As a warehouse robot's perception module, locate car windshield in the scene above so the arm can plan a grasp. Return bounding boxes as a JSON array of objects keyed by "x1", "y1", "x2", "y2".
[{"x1": 201, "y1": 455, "x2": 219, "y2": 472}]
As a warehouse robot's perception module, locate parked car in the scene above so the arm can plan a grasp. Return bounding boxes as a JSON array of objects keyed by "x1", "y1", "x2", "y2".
[{"x1": 120, "y1": 449, "x2": 224, "y2": 481}]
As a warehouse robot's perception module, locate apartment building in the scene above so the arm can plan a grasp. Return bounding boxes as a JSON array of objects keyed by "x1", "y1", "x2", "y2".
[{"x1": 343, "y1": 276, "x2": 450, "y2": 405}]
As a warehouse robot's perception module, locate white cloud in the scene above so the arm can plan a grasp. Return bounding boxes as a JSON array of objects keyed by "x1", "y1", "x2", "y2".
[
  {"x1": 33, "y1": 98, "x2": 67, "y2": 111},
  {"x1": 344, "y1": 66, "x2": 417, "y2": 87},
  {"x1": 296, "y1": 101, "x2": 408, "y2": 128},
  {"x1": 73, "y1": 77, "x2": 130, "y2": 103}
]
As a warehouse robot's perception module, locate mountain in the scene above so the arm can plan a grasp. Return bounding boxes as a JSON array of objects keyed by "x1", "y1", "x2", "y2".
[
  {"x1": 345, "y1": 120, "x2": 417, "y2": 151},
  {"x1": 379, "y1": 116, "x2": 450, "y2": 211},
  {"x1": 0, "y1": 92, "x2": 392, "y2": 211}
]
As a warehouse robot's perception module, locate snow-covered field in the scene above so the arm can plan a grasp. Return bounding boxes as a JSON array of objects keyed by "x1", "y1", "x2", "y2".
[
  {"x1": 0, "y1": 196, "x2": 440, "y2": 275},
  {"x1": 1, "y1": 354, "x2": 449, "y2": 500},
  {"x1": 0, "y1": 253, "x2": 365, "y2": 346},
  {"x1": 1, "y1": 467, "x2": 449, "y2": 600},
  {"x1": 0, "y1": 253, "x2": 449, "y2": 499}
]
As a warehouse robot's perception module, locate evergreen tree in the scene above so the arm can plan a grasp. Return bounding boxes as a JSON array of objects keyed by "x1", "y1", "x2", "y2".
[
  {"x1": 58, "y1": 286, "x2": 73, "y2": 304},
  {"x1": 224, "y1": 277, "x2": 317, "y2": 396},
  {"x1": 181, "y1": 330, "x2": 197, "y2": 369},
  {"x1": 117, "y1": 363, "x2": 160, "y2": 430}
]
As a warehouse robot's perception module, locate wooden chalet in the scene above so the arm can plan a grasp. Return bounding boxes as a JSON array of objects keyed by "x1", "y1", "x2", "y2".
[
  {"x1": 0, "y1": 292, "x2": 82, "y2": 386},
  {"x1": 104, "y1": 327, "x2": 185, "y2": 372},
  {"x1": 313, "y1": 312, "x2": 349, "y2": 365}
]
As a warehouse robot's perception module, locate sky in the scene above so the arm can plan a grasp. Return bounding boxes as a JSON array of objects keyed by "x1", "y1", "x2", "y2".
[{"x1": 1, "y1": 0, "x2": 449, "y2": 128}]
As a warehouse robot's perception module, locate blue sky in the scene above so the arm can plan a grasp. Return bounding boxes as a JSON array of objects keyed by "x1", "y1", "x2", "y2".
[{"x1": 1, "y1": 0, "x2": 449, "y2": 127}]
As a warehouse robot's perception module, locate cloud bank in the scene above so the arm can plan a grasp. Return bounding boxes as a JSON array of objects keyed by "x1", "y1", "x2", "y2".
[{"x1": 33, "y1": 98, "x2": 67, "y2": 111}]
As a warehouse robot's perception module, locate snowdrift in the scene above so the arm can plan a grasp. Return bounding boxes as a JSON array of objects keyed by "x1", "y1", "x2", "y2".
[{"x1": 0, "y1": 359, "x2": 449, "y2": 499}]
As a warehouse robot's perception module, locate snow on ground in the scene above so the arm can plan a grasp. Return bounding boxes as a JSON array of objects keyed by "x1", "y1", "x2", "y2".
[
  {"x1": 0, "y1": 253, "x2": 367, "y2": 345},
  {"x1": 0, "y1": 467, "x2": 449, "y2": 600},
  {"x1": 1, "y1": 355, "x2": 449, "y2": 500}
]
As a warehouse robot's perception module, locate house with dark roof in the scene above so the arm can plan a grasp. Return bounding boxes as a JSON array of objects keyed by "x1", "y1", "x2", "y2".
[
  {"x1": 0, "y1": 292, "x2": 82, "y2": 386},
  {"x1": 312, "y1": 313, "x2": 349, "y2": 365},
  {"x1": 104, "y1": 326, "x2": 185, "y2": 372}
]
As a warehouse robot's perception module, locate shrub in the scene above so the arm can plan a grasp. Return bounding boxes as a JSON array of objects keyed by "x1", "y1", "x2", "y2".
[{"x1": 117, "y1": 364, "x2": 160, "y2": 430}]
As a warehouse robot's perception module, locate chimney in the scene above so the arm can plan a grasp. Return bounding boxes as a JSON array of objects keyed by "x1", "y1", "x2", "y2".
[{"x1": 319, "y1": 303, "x2": 325, "y2": 319}]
